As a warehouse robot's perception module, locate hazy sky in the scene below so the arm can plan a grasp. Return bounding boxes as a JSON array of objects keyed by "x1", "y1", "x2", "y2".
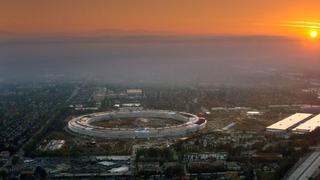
[
  {"x1": 1, "y1": 0, "x2": 320, "y2": 37},
  {"x1": 0, "y1": 1, "x2": 319, "y2": 83}
]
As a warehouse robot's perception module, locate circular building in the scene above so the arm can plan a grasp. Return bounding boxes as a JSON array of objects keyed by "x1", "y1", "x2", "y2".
[{"x1": 67, "y1": 110, "x2": 206, "y2": 139}]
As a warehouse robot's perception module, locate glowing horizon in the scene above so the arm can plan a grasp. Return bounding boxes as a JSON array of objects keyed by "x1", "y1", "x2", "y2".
[{"x1": 0, "y1": 0, "x2": 320, "y2": 38}]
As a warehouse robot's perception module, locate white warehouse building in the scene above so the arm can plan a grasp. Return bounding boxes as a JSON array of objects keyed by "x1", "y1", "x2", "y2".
[
  {"x1": 293, "y1": 114, "x2": 320, "y2": 134},
  {"x1": 266, "y1": 113, "x2": 312, "y2": 132}
]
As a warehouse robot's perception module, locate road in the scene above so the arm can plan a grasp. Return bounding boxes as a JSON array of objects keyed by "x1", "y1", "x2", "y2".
[{"x1": 285, "y1": 150, "x2": 320, "y2": 180}]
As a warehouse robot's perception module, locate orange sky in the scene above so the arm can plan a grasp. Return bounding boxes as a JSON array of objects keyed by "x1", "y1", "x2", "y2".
[{"x1": 1, "y1": 0, "x2": 320, "y2": 37}]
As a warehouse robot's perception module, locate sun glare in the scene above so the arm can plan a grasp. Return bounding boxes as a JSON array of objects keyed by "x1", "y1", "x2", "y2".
[{"x1": 310, "y1": 30, "x2": 318, "y2": 39}]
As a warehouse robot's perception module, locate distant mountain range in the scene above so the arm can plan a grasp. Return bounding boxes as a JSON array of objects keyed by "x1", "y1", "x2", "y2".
[
  {"x1": 91, "y1": 28, "x2": 177, "y2": 36},
  {"x1": 0, "y1": 29, "x2": 178, "y2": 39}
]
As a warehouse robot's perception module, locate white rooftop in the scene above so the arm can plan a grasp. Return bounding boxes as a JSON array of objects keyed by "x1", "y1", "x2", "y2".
[
  {"x1": 293, "y1": 114, "x2": 320, "y2": 133},
  {"x1": 266, "y1": 113, "x2": 312, "y2": 131},
  {"x1": 109, "y1": 165, "x2": 129, "y2": 173},
  {"x1": 98, "y1": 161, "x2": 115, "y2": 166}
]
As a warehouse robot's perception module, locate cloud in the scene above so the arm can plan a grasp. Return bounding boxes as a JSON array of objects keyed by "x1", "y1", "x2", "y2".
[
  {"x1": 289, "y1": 21, "x2": 320, "y2": 26},
  {"x1": 257, "y1": 21, "x2": 320, "y2": 29}
]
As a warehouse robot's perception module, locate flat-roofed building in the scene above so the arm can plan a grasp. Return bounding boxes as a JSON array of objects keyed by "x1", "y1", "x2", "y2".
[
  {"x1": 293, "y1": 114, "x2": 320, "y2": 134},
  {"x1": 127, "y1": 89, "x2": 142, "y2": 94},
  {"x1": 266, "y1": 113, "x2": 312, "y2": 132}
]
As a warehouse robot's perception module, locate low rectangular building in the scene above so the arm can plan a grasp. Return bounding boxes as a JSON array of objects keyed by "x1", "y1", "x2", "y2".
[
  {"x1": 293, "y1": 114, "x2": 320, "y2": 134},
  {"x1": 266, "y1": 113, "x2": 312, "y2": 132},
  {"x1": 184, "y1": 152, "x2": 228, "y2": 162}
]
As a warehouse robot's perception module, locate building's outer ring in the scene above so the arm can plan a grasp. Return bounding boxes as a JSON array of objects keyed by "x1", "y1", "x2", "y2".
[{"x1": 68, "y1": 110, "x2": 206, "y2": 139}]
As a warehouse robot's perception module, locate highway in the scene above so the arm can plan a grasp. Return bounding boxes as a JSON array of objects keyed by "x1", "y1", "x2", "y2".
[{"x1": 286, "y1": 151, "x2": 320, "y2": 180}]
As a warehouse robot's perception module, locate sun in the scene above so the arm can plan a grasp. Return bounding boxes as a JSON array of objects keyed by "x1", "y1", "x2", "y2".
[{"x1": 310, "y1": 30, "x2": 318, "y2": 39}]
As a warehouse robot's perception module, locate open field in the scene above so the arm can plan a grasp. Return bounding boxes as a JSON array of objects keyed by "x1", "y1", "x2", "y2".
[{"x1": 91, "y1": 117, "x2": 182, "y2": 128}]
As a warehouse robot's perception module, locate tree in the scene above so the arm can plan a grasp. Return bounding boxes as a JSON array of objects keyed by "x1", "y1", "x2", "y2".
[
  {"x1": 0, "y1": 170, "x2": 8, "y2": 179},
  {"x1": 165, "y1": 164, "x2": 185, "y2": 177},
  {"x1": 34, "y1": 166, "x2": 47, "y2": 180},
  {"x1": 12, "y1": 156, "x2": 20, "y2": 165}
]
